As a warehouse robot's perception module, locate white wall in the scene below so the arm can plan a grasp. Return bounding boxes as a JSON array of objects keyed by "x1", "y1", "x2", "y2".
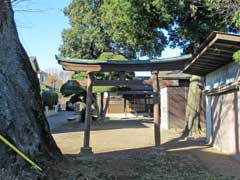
[
  {"x1": 205, "y1": 61, "x2": 240, "y2": 151},
  {"x1": 205, "y1": 95, "x2": 212, "y2": 144},
  {"x1": 161, "y1": 87, "x2": 168, "y2": 129}
]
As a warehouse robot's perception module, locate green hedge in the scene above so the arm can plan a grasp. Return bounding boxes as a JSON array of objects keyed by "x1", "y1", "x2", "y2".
[{"x1": 42, "y1": 91, "x2": 58, "y2": 108}]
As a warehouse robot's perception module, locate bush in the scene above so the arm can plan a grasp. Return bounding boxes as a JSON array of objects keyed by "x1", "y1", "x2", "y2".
[
  {"x1": 233, "y1": 50, "x2": 240, "y2": 63},
  {"x1": 42, "y1": 90, "x2": 58, "y2": 108}
]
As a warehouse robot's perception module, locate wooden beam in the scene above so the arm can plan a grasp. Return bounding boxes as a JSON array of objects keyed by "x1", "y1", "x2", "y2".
[
  {"x1": 199, "y1": 57, "x2": 230, "y2": 65},
  {"x1": 93, "y1": 79, "x2": 152, "y2": 86},
  {"x1": 184, "y1": 35, "x2": 219, "y2": 72},
  {"x1": 204, "y1": 51, "x2": 232, "y2": 58},
  {"x1": 190, "y1": 62, "x2": 218, "y2": 68},
  {"x1": 193, "y1": 61, "x2": 224, "y2": 67},
  {"x1": 186, "y1": 65, "x2": 213, "y2": 71},
  {"x1": 119, "y1": 71, "x2": 125, "y2": 80},
  {"x1": 80, "y1": 72, "x2": 94, "y2": 156},
  {"x1": 100, "y1": 92, "x2": 104, "y2": 119},
  {"x1": 152, "y1": 71, "x2": 160, "y2": 147},
  {"x1": 124, "y1": 98, "x2": 127, "y2": 118},
  {"x1": 76, "y1": 79, "x2": 153, "y2": 87},
  {"x1": 201, "y1": 55, "x2": 230, "y2": 62},
  {"x1": 213, "y1": 42, "x2": 240, "y2": 50},
  {"x1": 217, "y1": 33, "x2": 240, "y2": 41},
  {"x1": 204, "y1": 80, "x2": 240, "y2": 95},
  {"x1": 208, "y1": 47, "x2": 237, "y2": 54},
  {"x1": 61, "y1": 59, "x2": 189, "y2": 72}
]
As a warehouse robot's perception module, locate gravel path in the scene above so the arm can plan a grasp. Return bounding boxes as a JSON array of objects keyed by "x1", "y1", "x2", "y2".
[{"x1": 47, "y1": 111, "x2": 76, "y2": 130}]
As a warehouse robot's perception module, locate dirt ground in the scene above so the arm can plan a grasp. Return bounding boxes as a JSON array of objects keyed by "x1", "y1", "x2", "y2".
[
  {"x1": 3, "y1": 118, "x2": 239, "y2": 180},
  {"x1": 47, "y1": 118, "x2": 240, "y2": 180}
]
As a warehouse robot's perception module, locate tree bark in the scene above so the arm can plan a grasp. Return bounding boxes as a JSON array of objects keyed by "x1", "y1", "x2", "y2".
[
  {"x1": 182, "y1": 75, "x2": 203, "y2": 138},
  {"x1": 0, "y1": 0, "x2": 60, "y2": 170}
]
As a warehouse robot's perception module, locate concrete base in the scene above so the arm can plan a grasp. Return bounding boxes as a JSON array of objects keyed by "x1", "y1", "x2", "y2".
[{"x1": 79, "y1": 147, "x2": 94, "y2": 160}]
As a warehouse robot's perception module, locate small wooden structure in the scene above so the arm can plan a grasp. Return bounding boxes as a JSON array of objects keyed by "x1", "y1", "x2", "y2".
[
  {"x1": 57, "y1": 55, "x2": 192, "y2": 156},
  {"x1": 107, "y1": 87, "x2": 153, "y2": 116},
  {"x1": 158, "y1": 71, "x2": 191, "y2": 129},
  {"x1": 184, "y1": 32, "x2": 240, "y2": 157}
]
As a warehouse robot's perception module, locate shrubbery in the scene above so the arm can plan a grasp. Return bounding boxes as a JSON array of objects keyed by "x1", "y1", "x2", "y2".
[
  {"x1": 233, "y1": 50, "x2": 240, "y2": 63},
  {"x1": 41, "y1": 90, "x2": 58, "y2": 108}
]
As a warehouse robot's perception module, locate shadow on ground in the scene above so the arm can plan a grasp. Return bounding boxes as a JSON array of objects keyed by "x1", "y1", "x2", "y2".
[
  {"x1": 51, "y1": 119, "x2": 153, "y2": 134},
  {"x1": 46, "y1": 143, "x2": 240, "y2": 180},
  {"x1": 48, "y1": 118, "x2": 240, "y2": 180}
]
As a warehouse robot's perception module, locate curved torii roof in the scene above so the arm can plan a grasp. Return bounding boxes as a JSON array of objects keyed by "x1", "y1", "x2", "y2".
[{"x1": 56, "y1": 54, "x2": 192, "y2": 72}]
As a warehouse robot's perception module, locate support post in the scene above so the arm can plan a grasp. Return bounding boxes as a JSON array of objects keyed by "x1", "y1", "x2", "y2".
[
  {"x1": 152, "y1": 71, "x2": 161, "y2": 147},
  {"x1": 124, "y1": 97, "x2": 127, "y2": 118},
  {"x1": 100, "y1": 92, "x2": 104, "y2": 120},
  {"x1": 147, "y1": 95, "x2": 151, "y2": 117},
  {"x1": 144, "y1": 95, "x2": 147, "y2": 114},
  {"x1": 80, "y1": 72, "x2": 94, "y2": 156}
]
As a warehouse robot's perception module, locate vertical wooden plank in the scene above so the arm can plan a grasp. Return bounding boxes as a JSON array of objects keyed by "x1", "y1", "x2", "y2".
[
  {"x1": 152, "y1": 71, "x2": 161, "y2": 147},
  {"x1": 144, "y1": 95, "x2": 147, "y2": 113},
  {"x1": 80, "y1": 72, "x2": 94, "y2": 156},
  {"x1": 100, "y1": 92, "x2": 104, "y2": 119},
  {"x1": 119, "y1": 71, "x2": 125, "y2": 80},
  {"x1": 124, "y1": 97, "x2": 127, "y2": 118},
  {"x1": 147, "y1": 95, "x2": 151, "y2": 117}
]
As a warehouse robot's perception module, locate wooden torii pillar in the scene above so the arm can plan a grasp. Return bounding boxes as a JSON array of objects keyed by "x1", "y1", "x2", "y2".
[
  {"x1": 79, "y1": 72, "x2": 161, "y2": 156},
  {"x1": 80, "y1": 72, "x2": 94, "y2": 156},
  {"x1": 152, "y1": 71, "x2": 161, "y2": 147}
]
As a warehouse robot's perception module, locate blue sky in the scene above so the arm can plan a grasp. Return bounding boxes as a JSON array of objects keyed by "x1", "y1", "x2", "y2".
[
  {"x1": 14, "y1": 0, "x2": 71, "y2": 70},
  {"x1": 14, "y1": 0, "x2": 182, "y2": 72}
]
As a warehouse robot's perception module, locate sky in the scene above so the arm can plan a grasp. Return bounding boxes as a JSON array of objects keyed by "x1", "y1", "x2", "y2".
[{"x1": 13, "y1": 0, "x2": 182, "y2": 74}]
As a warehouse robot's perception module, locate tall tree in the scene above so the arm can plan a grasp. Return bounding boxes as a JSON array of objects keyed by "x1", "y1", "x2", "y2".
[
  {"x1": 168, "y1": 0, "x2": 240, "y2": 53},
  {"x1": 61, "y1": 0, "x2": 239, "y2": 136},
  {"x1": 60, "y1": 0, "x2": 173, "y2": 59},
  {"x1": 60, "y1": 0, "x2": 112, "y2": 59},
  {"x1": 206, "y1": 0, "x2": 240, "y2": 30},
  {"x1": 0, "y1": 0, "x2": 60, "y2": 174},
  {"x1": 182, "y1": 76, "x2": 203, "y2": 137},
  {"x1": 101, "y1": 0, "x2": 172, "y2": 57}
]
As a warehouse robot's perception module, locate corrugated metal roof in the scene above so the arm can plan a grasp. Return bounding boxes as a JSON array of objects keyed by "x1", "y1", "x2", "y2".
[{"x1": 184, "y1": 31, "x2": 240, "y2": 76}]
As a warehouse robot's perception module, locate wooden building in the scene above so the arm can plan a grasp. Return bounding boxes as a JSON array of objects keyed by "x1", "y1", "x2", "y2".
[
  {"x1": 184, "y1": 32, "x2": 240, "y2": 157},
  {"x1": 159, "y1": 71, "x2": 191, "y2": 129},
  {"x1": 105, "y1": 80, "x2": 153, "y2": 117},
  {"x1": 105, "y1": 73, "x2": 193, "y2": 130},
  {"x1": 106, "y1": 92, "x2": 154, "y2": 116}
]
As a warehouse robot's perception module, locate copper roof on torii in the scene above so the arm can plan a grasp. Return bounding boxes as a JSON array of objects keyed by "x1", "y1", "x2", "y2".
[
  {"x1": 184, "y1": 31, "x2": 240, "y2": 76},
  {"x1": 56, "y1": 54, "x2": 192, "y2": 72}
]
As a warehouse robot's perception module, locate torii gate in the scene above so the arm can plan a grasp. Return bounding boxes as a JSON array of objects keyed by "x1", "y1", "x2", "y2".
[{"x1": 57, "y1": 55, "x2": 191, "y2": 156}]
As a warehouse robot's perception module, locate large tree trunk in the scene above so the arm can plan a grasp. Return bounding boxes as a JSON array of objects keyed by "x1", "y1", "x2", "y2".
[
  {"x1": 0, "y1": 0, "x2": 60, "y2": 171},
  {"x1": 182, "y1": 75, "x2": 203, "y2": 138}
]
